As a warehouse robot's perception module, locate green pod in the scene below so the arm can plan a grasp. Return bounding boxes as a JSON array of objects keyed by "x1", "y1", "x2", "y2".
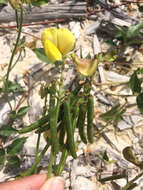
[
  {"x1": 59, "y1": 102, "x2": 79, "y2": 146},
  {"x1": 72, "y1": 106, "x2": 79, "y2": 133},
  {"x1": 63, "y1": 100, "x2": 77, "y2": 159},
  {"x1": 19, "y1": 114, "x2": 49, "y2": 134},
  {"x1": 87, "y1": 96, "x2": 94, "y2": 143},
  {"x1": 35, "y1": 124, "x2": 50, "y2": 134},
  {"x1": 69, "y1": 85, "x2": 82, "y2": 107},
  {"x1": 49, "y1": 100, "x2": 60, "y2": 154},
  {"x1": 58, "y1": 120, "x2": 66, "y2": 146},
  {"x1": 58, "y1": 103, "x2": 64, "y2": 122},
  {"x1": 77, "y1": 103, "x2": 87, "y2": 144}
]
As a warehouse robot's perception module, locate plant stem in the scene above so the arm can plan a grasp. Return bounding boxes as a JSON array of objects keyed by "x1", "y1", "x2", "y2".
[
  {"x1": 99, "y1": 173, "x2": 126, "y2": 183},
  {"x1": 3, "y1": 8, "x2": 23, "y2": 112},
  {"x1": 47, "y1": 150, "x2": 55, "y2": 179},
  {"x1": 6, "y1": 8, "x2": 23, "y2": 82},
  {"x1": 10, "y1": 49, "x2": 23, "y2": 72},
  {"x1": 47, "y1": 62, "x2": 65, "y2": 178},
  {"x1": 34, "y1": 133, "x2": 41, "y2": 174},
  {"x1": 20, "y1": 139, "x2": 51, "y2": 177},
  {"x1": 34, "y1": 94, "x2": 48, "y2": 174},
  {"x1": 42, "y1": 95, "x2": 48, "y2": 116},
  {"x1": 47, "y1": 62, "x2": 65, "y2": 177},
  {"x1": 15, "y1": 9, "x2": 19, "y2": 28},
  {"x1": 55, "y1": 148, "x2": 68, "y2": 176},
  {"x1": 58, "y1": 63, "x2": 65, "y2": 98},
  {"x1": 122, "y1": 170, "x2": 143, "y2": 190}
]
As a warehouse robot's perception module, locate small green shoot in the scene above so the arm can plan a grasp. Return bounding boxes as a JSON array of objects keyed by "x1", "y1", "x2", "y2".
[{"x1": 99, "y1": 104, "x2": 125, "y2": 124}]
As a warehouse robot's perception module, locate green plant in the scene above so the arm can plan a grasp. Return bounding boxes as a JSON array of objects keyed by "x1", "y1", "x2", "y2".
[
  {"x1": 115, "y1": 22, "x2": 143, "y2": 45},
  {"x1": 0, "y1": 0, "x2": 99, "y2": 179},
  {"x1": 1, "y1": 1, "x2": 143, "y2": 189}
]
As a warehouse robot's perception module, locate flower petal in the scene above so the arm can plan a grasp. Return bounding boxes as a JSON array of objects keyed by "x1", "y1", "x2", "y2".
[
  {"x1": 41, "y1": 28, "x2": 58, "y2": 47},
  {"x1": 57, "y1": 28, "x2": 75, "y2": 55},
  {"x1": 73, "y1": 54, "x2": 98, "y2": 76},
  {"x1": 44, "y1": 39, "x2": 62, "y2": 62}
]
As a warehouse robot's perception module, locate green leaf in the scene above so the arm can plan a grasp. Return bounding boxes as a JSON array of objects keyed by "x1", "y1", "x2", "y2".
[
  {"x1": 129, "y1": 71, "x2": 141, "y2": 94},
  {"x1": 9, "y1": 110, "x2": 17, "y2": 119},
  {"x1": 17, "y1": 106, "x2": 29, "y2": 118},
  {"x1": 85, "y1": 52, "x2": 91, "y2": 59},
  {"x1": 127, "y1": 39, "x2": 143, "y2": 45},
  {"x1": 0, "y1": 125, "x2": 17, "y2": 136},
  {"x1": 54, "y1": 60, "x2": 63, "y2": 66},
  {"x1": 7, "y1": 137, "x2": 27, "y2": 156},
  {"x1": 0, "y1": 148, "x2": 5, "y2": 166},
  {"x1": 115, "y1": 25, "x2": 126, "y2": 42},
  {"x1": 7, "y1": 155, "x2": 20, "y2": 167},
  {"x1": 7, "y1": 80, "x2": 24, "y2": 93},
  {"x1": 103, "y1": 151, "x2": 109, "y2": 161},
  {"x1": 9, "y1": 107, "x2": 29, "y2": 119},
  {"x1": 100, "y1": 104, "x2": 122, "y2": 122},
  {"x1": 126, "y1": 22, "x2": 143, "y2": 39},
  {"x1": 137, "y1": 93, "x2": 143, "y2": 114},
  {"x1": 104, "y1": 40, "x2": 117, "y2": 47},
  {"x1": 33, "y1": 48, "x2": 50, "y2": 63}
]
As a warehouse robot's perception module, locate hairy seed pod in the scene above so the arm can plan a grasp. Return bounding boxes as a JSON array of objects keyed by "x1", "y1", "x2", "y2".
[
  {"x1": 19, "y1": 114, "x2": 49, "y2": 134},
  {"x1": 87, "y1": 96, "x2": 94, "y2": 143},
  {"x1": 77, "y1": 103, "x2": 87, "y2": 144},
  {"x1": 49, "y1": 99, "x2": 60, "y2": 154},
  {"x1": 59, "y1": 120, "x2": 66, "y2": 146},
  {"x1": 63, "y1": 100, "x2": 77, "y2": 159},
  {"x1": 72, "y1": 106, "x2": 79, "y2": 133}
]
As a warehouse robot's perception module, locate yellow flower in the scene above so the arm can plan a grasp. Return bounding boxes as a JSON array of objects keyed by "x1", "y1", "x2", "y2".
[
  {"x1": 42, "y1": 28, "x2": 75, "y2": 62},
  {"x1": 72, "y1": 54, "x2": 98, "y2": 76}
]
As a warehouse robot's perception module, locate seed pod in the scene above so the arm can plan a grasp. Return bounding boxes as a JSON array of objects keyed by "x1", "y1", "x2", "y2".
[
  {"x1": 63, "y1": 100, "x2": 77, "y2": 159},
  {"x1": 72, "y1": 105, "x2": 79, "y2": 133},
  {"x1": 36, "y1": 124, "x2": 50, "y2": 134},
  {"x1": 58, "y1": 103, "x2": 64, "y2": 122},
  {"x1": 77, "y1": 103, "x2": 87, "y2": 144},
  {"x1": 58, "y1": 120, "x2": 66, "y2": 146},
  {"x1": 69, "y1": 85, "x2": 82, "y2": 107},
  {"x1": 87, "y1": 96, "x2": 94, "y2": 143},
  {"x1": 49, "y1": 99, "x2": 60, "y2": 154},
  {"x1": 19, "y1": 114, "x2": 49, "y2": 134}
]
